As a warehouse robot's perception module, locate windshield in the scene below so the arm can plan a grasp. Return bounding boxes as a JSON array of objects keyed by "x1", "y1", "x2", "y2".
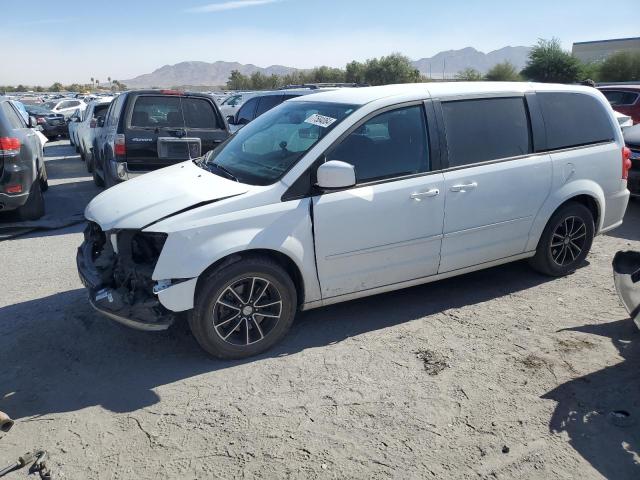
[
  {"x1": 203, "y1": 101, "x2": 357, "y2": 185},
  {"x1": 222, "y1": 94, "x2": 243, "y2": 106}
]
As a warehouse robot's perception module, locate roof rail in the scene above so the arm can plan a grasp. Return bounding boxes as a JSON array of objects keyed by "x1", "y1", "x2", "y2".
[{"x1": 278, "y1": 83, "x2": 370, "y2": 90}]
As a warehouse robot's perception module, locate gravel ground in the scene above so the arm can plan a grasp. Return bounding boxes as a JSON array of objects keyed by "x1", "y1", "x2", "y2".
[{"x1": 0, "y1": 140, "x2": 639, "y2": 479}]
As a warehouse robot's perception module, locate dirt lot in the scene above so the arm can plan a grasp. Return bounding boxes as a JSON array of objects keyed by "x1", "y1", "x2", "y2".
[{"x1": 1, "y1": 140, "x2": 639, "y2": 479}]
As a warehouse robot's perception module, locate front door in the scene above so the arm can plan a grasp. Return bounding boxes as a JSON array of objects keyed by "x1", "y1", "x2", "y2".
[{"x1": 312, "y1": 104, "x2": 445, "y2": 298}]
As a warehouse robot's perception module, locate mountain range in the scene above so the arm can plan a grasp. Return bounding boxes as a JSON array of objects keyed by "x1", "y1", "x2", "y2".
[{"x1": 122, "y1": 46, "x2": 532, "y2": 88}]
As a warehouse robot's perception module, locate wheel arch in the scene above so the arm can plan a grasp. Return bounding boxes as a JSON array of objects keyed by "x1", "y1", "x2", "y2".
[
  {"x1": 195, "y1": 248, "x2": 306, "y2": 308},
  {"x1": 526, "y1": 180, "x2": 605, "y2": 252}
]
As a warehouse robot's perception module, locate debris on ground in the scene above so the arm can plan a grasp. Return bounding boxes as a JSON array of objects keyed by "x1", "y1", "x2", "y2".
[{"x1": 415, "y1": 349, "x2": 449, "y2": 375}]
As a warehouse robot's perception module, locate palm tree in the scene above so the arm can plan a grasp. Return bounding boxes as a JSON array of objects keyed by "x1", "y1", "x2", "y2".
[
  {"x1": 107, "y1": 76, "x2": 111, "y2": 84},
  {"x1": 90, "y1": 77, "x2": 94, "y2": 85}
]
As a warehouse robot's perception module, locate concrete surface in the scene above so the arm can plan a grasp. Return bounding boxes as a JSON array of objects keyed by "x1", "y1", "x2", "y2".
[{"x1": 0, "y1": 140, "x2": 639, "y2": 479}]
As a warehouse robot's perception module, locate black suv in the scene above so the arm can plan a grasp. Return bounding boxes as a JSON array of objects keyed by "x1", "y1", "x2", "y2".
[
  {"x1": 0, "y1": 97, "x2": 48, "y2": 220},
  {"x1": 92, "y1": 90, "x2": 229, "y2": 187}
]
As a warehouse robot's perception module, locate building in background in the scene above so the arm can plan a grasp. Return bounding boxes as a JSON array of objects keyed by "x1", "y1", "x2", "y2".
[{"x1": 572, "y1": 37, "x2": 640, "y2": 63}]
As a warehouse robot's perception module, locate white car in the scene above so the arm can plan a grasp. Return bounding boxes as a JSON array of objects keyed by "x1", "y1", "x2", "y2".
[
  {"x1": 78, "y1": 82, "x2": 630, "y2": 359},
  {"x1": 615, "y1": 111, "x2": 633, "y2": 129},
  {"x1": 73, "y1": 98, "x2": 113, "y2": 167},
  {"x1": 43, "y1": 98, "x2": 86, "y2": 119},
  {"x1": 67, "y1": 109, "x2": 83, "y2": 147}
]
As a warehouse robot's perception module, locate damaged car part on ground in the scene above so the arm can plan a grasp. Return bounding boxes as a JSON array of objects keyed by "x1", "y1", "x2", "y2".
[
  {"x1": 77, "y1": 82, "x2": 631, "y2": 359},
  {"x1": 613, "y1": 251, "x2": 640, "y2": 329}
]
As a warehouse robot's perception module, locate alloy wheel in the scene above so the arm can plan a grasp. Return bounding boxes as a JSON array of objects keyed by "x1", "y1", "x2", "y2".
[
  {"x1": 212, "y1": 276, "x2": 283, "y2": 346},
  {"x1": 550, "y1": 216, "x2": 587, "y2": 266}
]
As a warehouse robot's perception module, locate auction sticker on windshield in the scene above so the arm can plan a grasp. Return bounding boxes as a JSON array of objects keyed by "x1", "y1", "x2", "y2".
[{"x1": 305, "y1": 113, "x2": 337, "y2": 128}]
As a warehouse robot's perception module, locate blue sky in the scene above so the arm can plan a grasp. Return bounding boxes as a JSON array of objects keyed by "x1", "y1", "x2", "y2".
[{"x1": 3, "y1": 0, "x2": 638, "y2": 85}]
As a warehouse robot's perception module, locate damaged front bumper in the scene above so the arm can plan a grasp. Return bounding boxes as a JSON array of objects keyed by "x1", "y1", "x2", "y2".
[
  {"x1": 76, "y1": 223, "x2": 175, "y2": 331},
  {"x1": 612, "y1": 251, "x2": 640, "y2": 329}
]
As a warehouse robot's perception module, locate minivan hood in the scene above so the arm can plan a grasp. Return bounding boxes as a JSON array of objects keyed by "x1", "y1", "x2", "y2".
[{"x1": 85, "y1": 161, "x2": 249, "y2": 231}]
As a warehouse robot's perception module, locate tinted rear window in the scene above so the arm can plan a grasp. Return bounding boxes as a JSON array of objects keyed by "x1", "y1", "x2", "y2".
[
  {"x1": 182, "y1": 97, "x2": 220, "y2": 129},
  {"x1": 601, "y1": 90, "x2": 639, "y2": 106},
  {"x1": 441, "y1": 97, "x2": 532, "y2": 167},
  {"x1": 130, "y1": 96, "x2": 219, "y2": 129},
  {"x1": 538, "y1": 92, "x2": 614, "y2": 150}
]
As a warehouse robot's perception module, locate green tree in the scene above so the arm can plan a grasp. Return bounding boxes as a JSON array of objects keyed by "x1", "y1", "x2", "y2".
[
  {"x1": 363, "y1": 53, "x2": 421, "y2": 85},
  {"x1": 485, "y1": 61, "x2": 521, "y2": 81},
  {"x1": 520, "y1": 38, "x2": 581, "y2": 83},
  {"x1": 49, "y1": 82, "x2": 64, "y2": 92},
  {"x1": 345, "y1": 61, "x2": 366, "y2": 83},
  {"x1": 599, "y1": 51, "x2": 640, "y2": 82},
  {"x1": 226, "y1": 70, "x2": 250, "y2": 90},
  {"x1": 455, "y1": 68, "x2": 483, "y2": 81}
]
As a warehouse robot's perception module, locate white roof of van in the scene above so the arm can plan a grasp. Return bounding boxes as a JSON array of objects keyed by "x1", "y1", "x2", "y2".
[{"x1": 289, "y1": 82, "x2": 597, "y2": 106}]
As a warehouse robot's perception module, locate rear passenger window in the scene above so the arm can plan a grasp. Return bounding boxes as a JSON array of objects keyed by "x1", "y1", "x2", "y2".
[
  {"x1": 2, "y1": 103, "x2": 26, "y2": 129},
  {"x1": 182, "y1": 98, "x2": 220, "y2": 129},
  {"x1": 330, "y1": 105, "x2": 429, "y2": 183},
  {"x1": 441, "y1": 98, "x2": 531, "y2": 167},
  {"x1": 538, "y1": 92, "x2": 614, "y2": 150}
]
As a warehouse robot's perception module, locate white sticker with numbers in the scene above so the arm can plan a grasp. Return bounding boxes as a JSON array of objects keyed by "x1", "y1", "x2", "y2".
[{"x1": 304, "y1": 113, "x2": 337, "y2": 128}]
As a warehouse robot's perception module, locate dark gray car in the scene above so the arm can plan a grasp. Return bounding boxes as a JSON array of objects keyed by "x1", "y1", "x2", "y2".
[{"x1": 0, "y1": 97, "x2": 48, "y2": 220}]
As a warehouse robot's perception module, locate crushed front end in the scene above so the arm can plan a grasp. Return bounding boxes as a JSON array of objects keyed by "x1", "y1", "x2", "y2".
[{"x1": 76, "y1": 222, "x2": 175, "y2": 330}]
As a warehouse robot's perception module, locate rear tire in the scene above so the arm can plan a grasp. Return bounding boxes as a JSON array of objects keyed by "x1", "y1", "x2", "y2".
[
  {"x1": 93, "y1": 162, "x2": 104, "y2": 187},
  {"x1": 189, "y1": 257, "x2": 297, "y2": 359},
  {"x1": 39, "y1": 163, "x2": 49, "y2": 192},
  {"x1": 529, "y1": 202, "x2": 594, "y2": 277},
  {"x1": 17, "y1": 180, "x2": 45, "y2": 221}
]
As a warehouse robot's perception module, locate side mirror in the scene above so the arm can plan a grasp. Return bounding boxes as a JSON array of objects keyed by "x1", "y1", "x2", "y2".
[
  {"x1": 97, "y1": 116, "x2": 105, "y2": 127},
  {"x1": 226, "y1": 115, "x2": 235, "y2": 125},
  {"x1": 316, "y1": 160, "x2": 356, "y2": 189},
  {"x1": 27, "y1": 116, "x2": 38, "y2": 128}
]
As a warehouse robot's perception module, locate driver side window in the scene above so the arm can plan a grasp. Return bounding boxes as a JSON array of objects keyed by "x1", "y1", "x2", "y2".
[
  {"x1": 328, "y1": 105, "x2": 429, "y2": 184},
  {"x1": 236, "y1": 97, "x2": 259, "y2": 124}
]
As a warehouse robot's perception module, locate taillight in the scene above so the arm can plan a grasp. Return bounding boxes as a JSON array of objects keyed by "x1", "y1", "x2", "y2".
[
  {"x1": 36, "y1": 117, "x2": 46, "y2": 124},
  {"x1": 90, "y1": 119, "x2": 96, "y2": 128},
  {"x1": 622, "y1": 147, "x2": 632, "y2": 180},
  {"x1": 0, "y1": 137, "x2": 20, "y2": 155},
  {"x1": 5, "y1": 184, "x2": 22, "y2": 194},
  {"x1": 160, "y1": 89, "x2": 183, "y2": 95},
  {"x1": 114, "y1": 134, "x2": 126, "y2": 157}
]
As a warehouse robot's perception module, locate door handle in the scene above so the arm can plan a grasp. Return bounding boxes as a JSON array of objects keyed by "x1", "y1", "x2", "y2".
[
  {"x1": 410, "y1": 188, "x2": 440, "y2": 201},
  {"x1": 450, "y1": 182, "x2": 477, "y2": 193}
]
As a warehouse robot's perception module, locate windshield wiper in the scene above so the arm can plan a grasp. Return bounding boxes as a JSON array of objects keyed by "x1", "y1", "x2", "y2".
[{"x1": 209, "y1": 163, "x2": 239, "y2": 182}]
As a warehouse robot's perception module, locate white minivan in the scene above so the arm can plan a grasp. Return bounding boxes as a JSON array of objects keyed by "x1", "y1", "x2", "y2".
[{"x1": 77, "y1": 82, "x2": 632, "y2": 358}]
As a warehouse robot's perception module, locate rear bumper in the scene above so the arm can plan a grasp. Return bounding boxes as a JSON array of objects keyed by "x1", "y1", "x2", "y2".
[
  {"x1": 0, "y1": 156, "x2": 35, "y2": 211},
  {"x1": 0, "y1": 191, "x2": 29, "y2": 211},
  {"x1": 76, "y1": 227, "x2": 175, "y2": 331},
  {"x1": 600, "y1": 188, "x2": 630, "y2": 233},
  {"x1": 42, "y1": 124, "x2": 67, "y2": 136}
]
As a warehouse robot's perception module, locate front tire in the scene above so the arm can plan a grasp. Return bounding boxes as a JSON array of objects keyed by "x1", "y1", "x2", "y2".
[
  {"x1": 189, "y1": 257, "x2": 297, "y2": 359},
  {"x1": 529, "y1": 202, "x2": 594, "y2": 277}
]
